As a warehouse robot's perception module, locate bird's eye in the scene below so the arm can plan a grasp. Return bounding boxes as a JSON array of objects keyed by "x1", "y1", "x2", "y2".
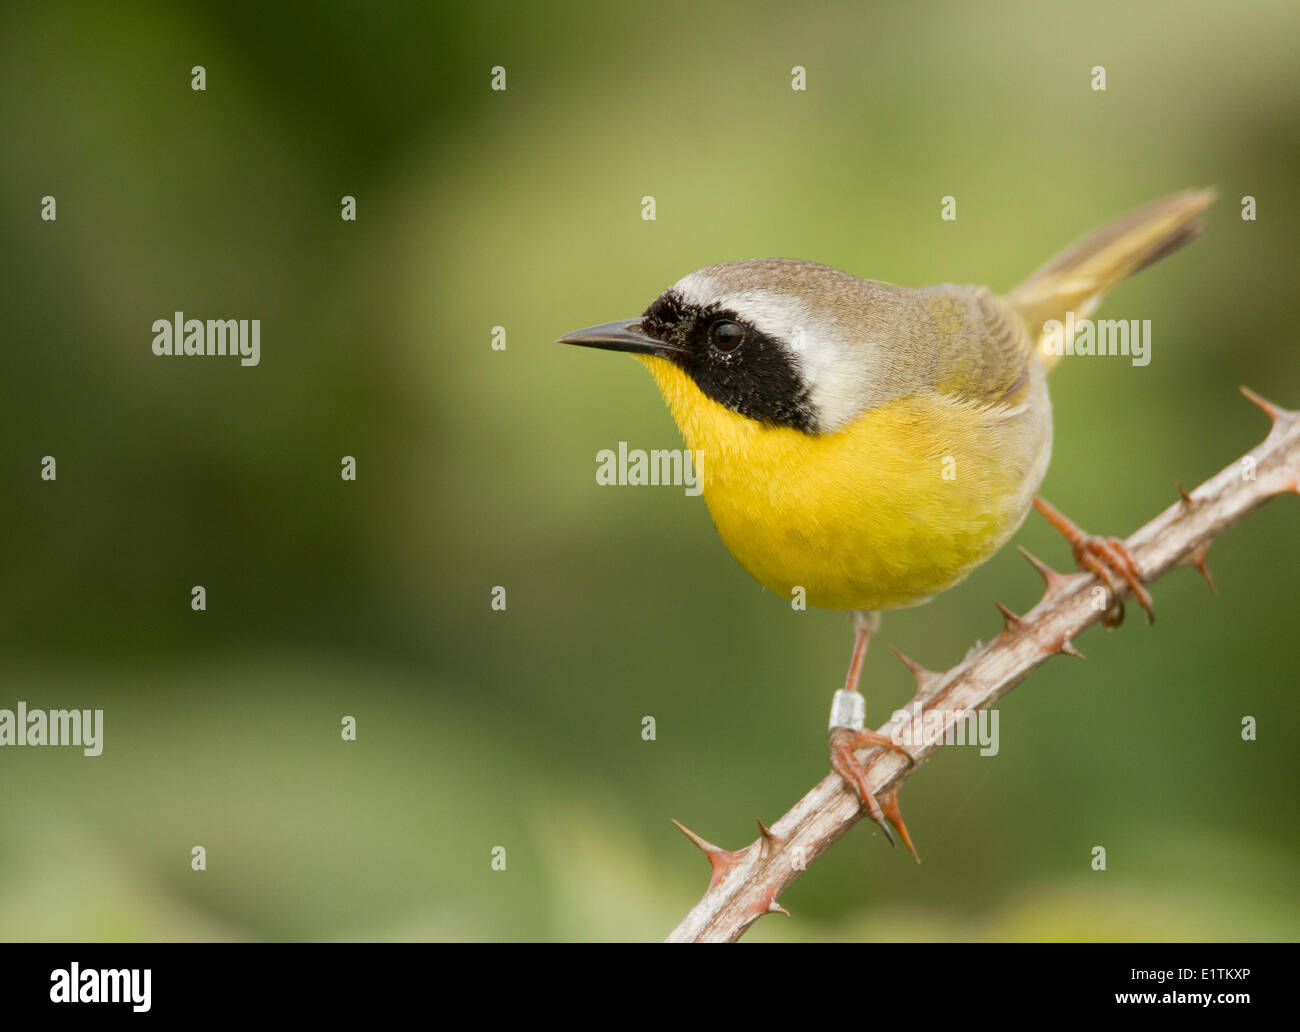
[{"x1": 710, "y1": 321, "x2": 745, "y2": 352}]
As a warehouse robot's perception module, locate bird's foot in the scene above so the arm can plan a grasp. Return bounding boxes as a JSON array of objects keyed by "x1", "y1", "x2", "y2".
[
  {"x1": 1033, "y1": 495, "x2": 1153, "y2": 627},
  {"x1": 829, "y1": 724, "x2": 919, "y2": 862}
]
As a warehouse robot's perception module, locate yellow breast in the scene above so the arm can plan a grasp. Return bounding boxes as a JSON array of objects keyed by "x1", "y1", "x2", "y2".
[{"x1": 637, "y1": 355, "x2": 1051, "y2": 611}]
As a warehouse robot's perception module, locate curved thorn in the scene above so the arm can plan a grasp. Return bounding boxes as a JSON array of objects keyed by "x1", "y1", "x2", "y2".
[
  {"x1": 878, "y1": 783, "x2": 920, "y2": 863},
  {"x1": 742, "y1": 891, "x2": 791, "y2": 928},
  {"x1": 671, "y1": 819, "x2": 746, "y2": 889},
  {"x1": 994, "y1": 600, "x2": 1025, "y2": 631},
  {"x1": 755, "y1": 818, "x2": 778, "y2": 857},
  {"x1": 1057, "y1": 636, "x2": 1085, "y2": 659},
  {"x1": 1177, "y1": 482, "x2": 1196, "y2": 508},
  {"x1": 671, "y1": 818, "x2": 721, "y2": 857},
  {"x1": 1184, "y1": 543, "x2": 1218, "y2": 594},
  {"x1": 1240, "y1": 385, "x2": 1283, "y2": 422},
  {"x1": 1016, "y1": 545, "x2": 1071, "y2": 596},
  {"x1": 888, "y1": 644, "x2": 941, "y2": 693}
]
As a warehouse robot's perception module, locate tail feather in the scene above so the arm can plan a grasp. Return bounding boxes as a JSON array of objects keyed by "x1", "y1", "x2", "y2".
[{"x1": 1006, "y1": 188, "x2": 1215, "y2": 370}]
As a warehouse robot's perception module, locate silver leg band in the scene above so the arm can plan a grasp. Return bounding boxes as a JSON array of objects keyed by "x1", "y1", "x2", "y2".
[{"x1": 828, "y1": 689, "x2": 865, "y2": 733}]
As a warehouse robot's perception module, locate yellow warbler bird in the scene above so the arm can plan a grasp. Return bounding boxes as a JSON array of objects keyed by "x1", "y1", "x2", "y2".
[{"x1": 559, "y1": 189, "x2": 1213, "y2": 856}]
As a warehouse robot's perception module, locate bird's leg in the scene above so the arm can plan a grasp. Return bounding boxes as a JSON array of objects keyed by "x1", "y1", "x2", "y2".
[
  {"x1": 827, "y1": 610, "x2": 919, "y2": 860},
  {"x1": 1033, "y1": 496, "x2": 1154, "y2": 627}
]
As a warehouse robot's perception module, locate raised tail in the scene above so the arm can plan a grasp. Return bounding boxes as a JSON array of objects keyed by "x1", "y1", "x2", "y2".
[{"x1": 1005, "y1": 188, "x2": 1215, "y2": 371}]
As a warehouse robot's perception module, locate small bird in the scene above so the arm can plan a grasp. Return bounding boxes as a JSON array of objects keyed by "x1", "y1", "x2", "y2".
[{"x1": 559, "y1": 189, "x2": 1213, "y2": 857}]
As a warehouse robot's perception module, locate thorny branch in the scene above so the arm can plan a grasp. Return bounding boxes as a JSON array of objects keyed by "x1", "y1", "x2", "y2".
[{"x1": 666, "y1": 388, "x2": 1300, "y2": 943}]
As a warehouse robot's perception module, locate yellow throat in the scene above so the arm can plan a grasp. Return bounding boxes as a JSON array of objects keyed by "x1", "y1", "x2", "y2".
[{"x1": 636, "y1": 353, "x2": 1052, "y2": 611}]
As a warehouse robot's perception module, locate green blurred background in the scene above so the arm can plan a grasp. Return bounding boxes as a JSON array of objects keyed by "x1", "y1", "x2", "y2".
[{"x1": 2, "y1": 0, "x2": 1297, "y2": 942}]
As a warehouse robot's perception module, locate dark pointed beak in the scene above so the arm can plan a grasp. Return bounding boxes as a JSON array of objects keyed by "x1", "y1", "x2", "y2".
[{"x1": 556, "y1": 319, "x2": 685, "y2": 357}]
